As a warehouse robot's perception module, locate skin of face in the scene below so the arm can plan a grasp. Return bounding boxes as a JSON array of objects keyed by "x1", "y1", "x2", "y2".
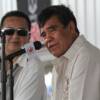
[
  {"x1": 41, "y1": 16, "x2": 78, "y2": 57},
  {"x1": 2, "y1": 16, "x2": 30, "y2": 55}
]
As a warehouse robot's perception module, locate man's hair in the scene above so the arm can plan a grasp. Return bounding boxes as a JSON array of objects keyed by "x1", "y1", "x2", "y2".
[
  {"x1": 37, "y1": 5, "x2": 79, "y2": 33},
  {"x1": 1, "y1": 10, "x2": 31, "y2": 31}
]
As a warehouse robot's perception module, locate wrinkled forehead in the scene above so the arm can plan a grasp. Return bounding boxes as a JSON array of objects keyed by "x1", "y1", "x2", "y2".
[{"x1": 2, "y1": 16, "x2": 29, "y2": 30}]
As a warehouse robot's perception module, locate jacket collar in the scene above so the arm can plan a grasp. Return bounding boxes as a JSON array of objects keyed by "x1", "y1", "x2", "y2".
[
  {"x1": 52, "y1": 35, "x2": 86, "y2": 74},
  {"x1": 64, "y1": 35, "x2": 86, "y2": 61}
]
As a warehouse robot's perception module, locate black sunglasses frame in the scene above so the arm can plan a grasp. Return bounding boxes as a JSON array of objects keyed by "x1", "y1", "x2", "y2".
[{"x1": 1, "y1": 28, "x2": 29, "y2": 36}]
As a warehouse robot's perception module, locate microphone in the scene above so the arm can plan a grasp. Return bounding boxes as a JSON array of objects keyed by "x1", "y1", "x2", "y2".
[
  {"x1": 5, "y1": 41, "x2": 43, "y2": 60},
  {"x1": 34, "y1": 41, "x2": 43, "y2": 50}
]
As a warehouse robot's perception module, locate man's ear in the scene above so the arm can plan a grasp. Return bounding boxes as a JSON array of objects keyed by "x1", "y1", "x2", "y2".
[{"x1": 67, "y1": 21, "x2": 76, "y2": 34}]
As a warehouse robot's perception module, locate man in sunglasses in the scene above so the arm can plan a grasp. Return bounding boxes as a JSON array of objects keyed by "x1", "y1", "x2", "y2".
[{"x1": 0, "y1": 11, "x2": 47, "y2": 100}]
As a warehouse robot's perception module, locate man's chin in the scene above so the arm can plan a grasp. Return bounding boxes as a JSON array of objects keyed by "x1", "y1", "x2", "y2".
[{"x1": 50, "y1": 51, "x2": 59, "y2": 57}]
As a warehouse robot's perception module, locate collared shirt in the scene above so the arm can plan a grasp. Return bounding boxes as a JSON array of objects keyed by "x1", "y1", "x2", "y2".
[
  {"x1": 51, "y1": 35, "x2": 100, "y2": 100},
  {"x1": 0, "y1": 52, "x2": 47, "y2": 100}
]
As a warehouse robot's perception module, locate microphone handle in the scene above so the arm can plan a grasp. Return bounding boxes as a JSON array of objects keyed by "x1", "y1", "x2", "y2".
[
  {"x1": 6, "y1": 49, "x2": 25, "y2": 60},
  {"x1": 0, "y1": 41, "x2": 43, "y2": 61}
]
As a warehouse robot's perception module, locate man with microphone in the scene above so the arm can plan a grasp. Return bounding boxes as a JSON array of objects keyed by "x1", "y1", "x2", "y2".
[{"x1": 0, "y1": 10, "x2": 47, "y2": 100}]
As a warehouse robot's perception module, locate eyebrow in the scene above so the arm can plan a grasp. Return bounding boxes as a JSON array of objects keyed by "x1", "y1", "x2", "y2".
[
  {"x1": 40, "y1": 24, "x2": 59, "y2": 35},
  {"x1": 46, "y1": 25, "x2": 58, "y2": 31}
]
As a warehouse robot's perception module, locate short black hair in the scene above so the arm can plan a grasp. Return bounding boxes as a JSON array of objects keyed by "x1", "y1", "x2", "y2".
[
  {"x1": 1, "y1": 10, "x2": 31, "y2": 31},
  {"x1": 37, "y1": 5, "x2": 79, "y2": 33}
]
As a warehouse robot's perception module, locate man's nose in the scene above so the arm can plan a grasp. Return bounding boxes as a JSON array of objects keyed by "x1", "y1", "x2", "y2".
[
  {"x1": 12, "y1": 31, "x2": 19, "y2": 37},
  {"x1": 44, "y1": 33, "x2": 53, "y2": 44}
]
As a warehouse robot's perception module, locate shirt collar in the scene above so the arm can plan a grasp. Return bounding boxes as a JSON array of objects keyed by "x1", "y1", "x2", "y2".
[
  {"x1": 14, "y1": 54, "x2": 28, "y2": 68},
  {"x1": 52, "y1": 35, "x2": 86, "y2": 74},
  {"x1": 6, "y1": 54, "x2": 27, "y2": 75},
  {"x1": 64, "y1": 35, "x2": 86, "y2": 60}
]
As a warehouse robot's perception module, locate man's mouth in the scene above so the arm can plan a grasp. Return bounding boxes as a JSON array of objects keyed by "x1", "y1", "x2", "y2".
[{"x1": 48, "y1": 43, "x2": 57, "y2": 51}]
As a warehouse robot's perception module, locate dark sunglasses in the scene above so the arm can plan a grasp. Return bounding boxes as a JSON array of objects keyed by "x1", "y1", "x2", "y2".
[{"x1": 1, "y1": 28, "x2": 29, "y2": 36}]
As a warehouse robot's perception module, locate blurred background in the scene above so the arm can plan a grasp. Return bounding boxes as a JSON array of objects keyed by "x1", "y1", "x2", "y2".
[{"x1": 0, "y1": 0, "x2": 100, "y2": 99}]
